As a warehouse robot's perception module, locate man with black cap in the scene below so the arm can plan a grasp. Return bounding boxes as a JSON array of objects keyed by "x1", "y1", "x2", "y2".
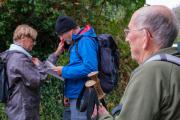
[{"x1": 53, "y1": 16, "x2": 99, "y2": 120}]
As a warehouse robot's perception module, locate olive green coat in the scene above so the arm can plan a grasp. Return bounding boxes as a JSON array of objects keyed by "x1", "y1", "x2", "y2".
[{"x1": 100, "y1": 47, "x2": 180, "y2": 120}]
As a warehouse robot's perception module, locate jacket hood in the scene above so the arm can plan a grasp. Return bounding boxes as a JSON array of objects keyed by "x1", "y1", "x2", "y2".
[
  {"x1": 0, "y1": 50, "x2": 25, "y2": 61},
  {"x1": 72, "y1": 25, "x2": 97, "y2": 42}
]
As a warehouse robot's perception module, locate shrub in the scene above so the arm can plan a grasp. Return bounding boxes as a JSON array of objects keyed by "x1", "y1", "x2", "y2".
[{"x1": 0, "y1": 0, "x2": 144, "y2": 119}]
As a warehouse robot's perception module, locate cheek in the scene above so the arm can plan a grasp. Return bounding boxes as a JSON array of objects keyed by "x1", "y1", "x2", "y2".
[
  {"x1": 128, "y1": 37, "x2": 142, "y2": 56},
  {"x1": 128, "y1": 33, "x2": 142, "y2": 48},
  {"x1": 63, "y1": 35, "x2": 70, "y2": 40},
  {"x1": 127, "y1": 35, "x2": 137, "y2": 48},
  {"x1": 62, "y1": 32, "x2": 72, "y2": 40},
  {"x1": 63, "y1": 35, "x2": 67, "y2": 39},
  {"x1": 28, "y1": 42, "x2": 34, "y2": 49}
]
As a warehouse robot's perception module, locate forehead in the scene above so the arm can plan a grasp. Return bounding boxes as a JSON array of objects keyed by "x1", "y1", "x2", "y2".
[
  {"x1": 128, "y1": 19, "x2": 135, "y2": 29},
  {"x1": 128, "y1": 11, "x2": 139, "y2": 29}
]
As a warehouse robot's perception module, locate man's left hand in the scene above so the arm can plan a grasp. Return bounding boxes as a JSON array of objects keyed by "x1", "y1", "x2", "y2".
[{"x1": 53, "y1": 66, "x2": 63, "y2": 75}]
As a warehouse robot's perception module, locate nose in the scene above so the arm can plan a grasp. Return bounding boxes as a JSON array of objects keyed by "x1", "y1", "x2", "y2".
[{"x1": 125, "y1": 38, "x2": 130, "y2": 42}]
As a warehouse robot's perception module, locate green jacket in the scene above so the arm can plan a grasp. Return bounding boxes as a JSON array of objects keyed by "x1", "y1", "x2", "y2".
[{"x1": 100, "y1": 47, "x2": 180, "y2": 120}]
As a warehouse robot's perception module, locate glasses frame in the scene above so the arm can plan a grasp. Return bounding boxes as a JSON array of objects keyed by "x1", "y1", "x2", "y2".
[
  {"x1": 29, "y1": 37, "x2": 36, "y2": 45},
  {"x1": 124, "y1": 28, "x2": 144, "y2": 37},
  {"x1": 124, "y1": 27, "x2": 153, "y2": 38}
]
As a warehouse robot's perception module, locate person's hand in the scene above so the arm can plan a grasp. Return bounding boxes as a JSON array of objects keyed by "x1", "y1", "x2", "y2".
[
  {"x1": 32, "y1": 57, "x2": 41, "y2": 66},
  {"x1": 52, "y1": 66, "x2": 63, "y2": 75},
  {"x1": 92, "y1": 105, "x2": 109, "y2": 119},
  {"x1": 55, "y1": 37, "x2": 65, "y2": 56},
  {"x1": 63, "y1": 97, "x2": 70, "y2": 107}
]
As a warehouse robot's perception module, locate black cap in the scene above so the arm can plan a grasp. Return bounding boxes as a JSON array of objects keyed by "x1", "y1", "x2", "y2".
[{"x1": 55, "y1": 16, "x2": 77, "y2": 35}]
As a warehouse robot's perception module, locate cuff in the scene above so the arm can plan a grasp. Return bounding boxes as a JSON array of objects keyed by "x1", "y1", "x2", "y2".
[{"x1": 48, "y1": 53, "x2": 59, "y2": 64}]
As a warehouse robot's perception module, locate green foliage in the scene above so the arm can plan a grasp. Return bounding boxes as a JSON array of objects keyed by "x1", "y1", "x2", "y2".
[
  {"x1": 0, "y1": 0, "x2": 144, "y2": 119},
  {"x1": 40, "y1": 77, "x2": 64, "y2": 119},
  {"x1": 0, "y1": 104, "x2": 7, "y2": 120}
]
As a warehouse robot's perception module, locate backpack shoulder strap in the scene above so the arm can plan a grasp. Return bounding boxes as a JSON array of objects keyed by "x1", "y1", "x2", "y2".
[
  {"x1": 177, "y1": 42, "x2": 180, "y2": 53},
  {"x1": 75, "y1": 36, "x2": 96, "y2": 60},
  {"x1": 145, "y1": 53, "x2": 180, "y2": 66}
]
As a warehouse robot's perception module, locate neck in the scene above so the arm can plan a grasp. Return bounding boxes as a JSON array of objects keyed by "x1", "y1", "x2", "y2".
[
  {"x1": 14, "y1": 40, "x2": 22, "y2": 46},
  {"x1": 139, "y1": 46, "x2": 160, "y2": 64},
  {"x1": 14, "y1": 40, "x2": 30, "y2": 52}
]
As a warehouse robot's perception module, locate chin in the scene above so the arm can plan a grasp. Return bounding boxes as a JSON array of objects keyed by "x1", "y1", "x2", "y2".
[
  {"x1": 131, "y1": 54, "x2": 135, "y2": 60},
  {"x1": 131, "y1": 55, "x2": 139, "y2": 63},
  {"x1": 28, "y1": 48, "x2": 33, "y2": 52}
]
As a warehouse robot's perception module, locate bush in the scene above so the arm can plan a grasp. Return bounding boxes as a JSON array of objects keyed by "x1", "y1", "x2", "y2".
[{"x1": 0, "y1": 0, "x2": 144, "y2": 119}]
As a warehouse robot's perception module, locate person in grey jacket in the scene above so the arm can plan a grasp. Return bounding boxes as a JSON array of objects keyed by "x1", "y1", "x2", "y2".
[
  {"x1": 92, "y1": 5, "x2": 180, "y2": 120},
  {"x1": 0, "y1": 24, "x2": 64, "y2": 120}
]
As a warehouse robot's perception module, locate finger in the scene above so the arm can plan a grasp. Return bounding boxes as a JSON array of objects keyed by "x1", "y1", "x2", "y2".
[
  {"x1": 31, "y1": 57, "x2": 36, "y2": 61},
  {"x1": 59, "y1": 42, "x2": 64, "y2": 47},
  {"x1": 31, "y1": 59, "x2": 36, "y2": 63}
]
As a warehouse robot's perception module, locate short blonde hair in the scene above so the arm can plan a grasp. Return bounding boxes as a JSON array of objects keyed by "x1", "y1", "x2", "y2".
[{"x1": 13, "y1": 24, "x2": 37, "y2": 41}]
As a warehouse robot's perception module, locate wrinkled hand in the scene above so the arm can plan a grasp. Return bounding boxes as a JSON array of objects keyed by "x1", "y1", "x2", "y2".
[
  {"x1": 55, "y1": 37, "x2": 65, "y2": 56},
  {"x1": 32, "y1": 57, "x2": 41, "y2": 66},
  {"x1": 52, "y1": 66, "x2": 63, "y2": 75},
  {"x1": 92, "y1": 105, "x2": 109, "y2": 119}
]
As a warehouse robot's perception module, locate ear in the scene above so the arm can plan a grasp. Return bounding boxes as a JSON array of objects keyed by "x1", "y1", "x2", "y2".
[
  {"x1": 142, "y1": 29, "x2": 151, "y2": 50},
  {"x1": 71, "y1": 29, "x2": 75, "y2": 34}
]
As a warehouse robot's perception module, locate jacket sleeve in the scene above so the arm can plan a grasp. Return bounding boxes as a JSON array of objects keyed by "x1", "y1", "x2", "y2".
[
  {"x1": 47, "y1": 53, "x2": 59, "y2": 65},
  {"x1": 13, "y1": 56, "x2": 47, "y2": 89},
  {"x1": 62, "y1": 37, "x2": 98, "y2": 79}
]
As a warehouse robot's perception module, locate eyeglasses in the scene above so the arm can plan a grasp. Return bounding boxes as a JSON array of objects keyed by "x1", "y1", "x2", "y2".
[
  {"x1": 124, "y1": 28, "x2": 145, "y2": 37},
  {"x1": 33, "y1": 40, "x2": 36, "y2": 45},
  {"x1": 29, "y1": 37, "x2": 36, "y2": 45},
  {"x1": 124, "y1": 27, "x2": 153, "y2": 38}
]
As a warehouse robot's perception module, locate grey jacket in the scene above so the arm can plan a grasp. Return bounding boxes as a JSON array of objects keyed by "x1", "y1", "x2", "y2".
[{"x1": 0, "y1": 51, "x2": 59, "y2": 120}]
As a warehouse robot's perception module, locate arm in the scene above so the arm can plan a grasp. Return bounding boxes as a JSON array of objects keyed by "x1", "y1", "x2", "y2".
[
  {"x1": 62, "y1": 37, "x2": 98, "y2": 79},
  {"x1": 47, "y1": 39, "x2": 64, "y2": 64},
  {"x1": 32, "y1": 40, "x2": 64, "y2": 66}
]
